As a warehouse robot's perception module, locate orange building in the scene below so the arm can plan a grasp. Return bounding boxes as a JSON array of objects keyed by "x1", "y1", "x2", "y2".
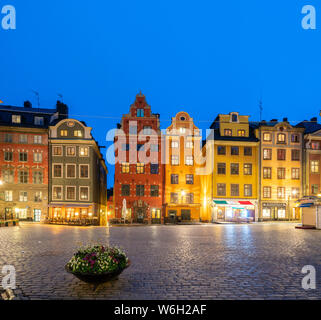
[{"x1": 164, "y1": 112, "x2": 202, "y2": 223}]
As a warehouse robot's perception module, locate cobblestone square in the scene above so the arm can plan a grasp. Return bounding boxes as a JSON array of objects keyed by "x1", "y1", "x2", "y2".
[{"x1": 1, "y1": 222, "x2": 321, "y2": 300}]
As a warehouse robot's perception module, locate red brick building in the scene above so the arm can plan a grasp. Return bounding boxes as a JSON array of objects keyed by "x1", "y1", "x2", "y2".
[{"x1": 113, "y1": 92, "x2": 164, "y2": 224}]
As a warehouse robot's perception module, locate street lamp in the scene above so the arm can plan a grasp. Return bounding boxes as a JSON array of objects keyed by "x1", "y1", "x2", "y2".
[{"x1": 0, "y1": 180, "x2": 3, "y2": 186}]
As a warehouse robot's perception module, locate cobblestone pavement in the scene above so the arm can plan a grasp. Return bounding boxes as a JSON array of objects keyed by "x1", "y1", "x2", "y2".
[{"x1": 1, "y1": 222, "x2": 321, "y2": 300}]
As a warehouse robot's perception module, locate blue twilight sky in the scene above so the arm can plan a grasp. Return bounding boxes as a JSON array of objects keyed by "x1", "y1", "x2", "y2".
[{"x1": 1, "y1": 0, "x2": 321, "y2": 187}]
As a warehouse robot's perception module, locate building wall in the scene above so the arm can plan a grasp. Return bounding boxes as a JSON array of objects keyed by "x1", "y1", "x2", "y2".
[
  {"x1": 114, "y1": 93, "x2": 164, "y2": 224},
  {"x1": 164, "y1": 112, "x2": 201, "y2": 222},
  {"x1": 258, "y1": 122, "x2": 304, "y2": 220},
  {"x1": 0, "y1": 128, "x2": 48, "y2": 221}
]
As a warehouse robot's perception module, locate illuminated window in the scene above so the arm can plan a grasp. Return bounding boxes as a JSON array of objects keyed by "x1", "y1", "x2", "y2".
[
  {"x1": 19, "y1": 134, "x2": 28, "y2": 143},
  {"x1": 171, "y1": 141, "x2": 179, "y2": 148},
  {"x1": 312, "y1": 142, "x2": 321, "y2": 150},
  {"x1": 33, "y1": 152, "x2": 42, "y2": 163},
  {"x1": 186, "y1": 174, "x2": 194, "y2": 185},
  {"x1": 171, "y1": 155, "x2": 179, "y2": 166},
  {"x1": 34, "y1": 135, "x2": 42, "y2": 144},
  {"x1": 262, "y1": 208, "x2": 271, "y2": 218},
  {"x1": 311, "y1": 160, "x2": 319, "y2": 173},
  {"x1": 5, "y1": 191, "x2": 13, "y2": 201},
  {"x1": 34, "y1": 117, "x2": 44, "y2": 125},
  {"x1": 224, "y1": 129, "x2": 232, "y2": 136},
  {"x1": 263, "y1": 167, "x2": 272, "y2": 179},
  {"x1": 277, "y1": 168, "x2": 285, "y2": 179},
  {"x1": 244, "y1": 163, "x2": 252, "y2": 175},
  {"x1": 12, "y1": 115, "x2": 21, "y2": 124},
  {"x1": 277, "y1": 187, "x2": 285, "y2": 199},
  {"x1": 34, "y1": 192, "x2": 42, "y2": 202},
  {"x1": 263, "y1": 187, "x2": 271, "y2": 198},
  {"x1": 80, "y1": 187, "x2": 89, "y2": 201},
  {"x1": 136, "y1": 163, "x2": 145, "y2": 174},
  {"x1": 244, "y1": 184, "x2": 252, "y2": 197},
  {"x1": 19, "y1": 191, "x2": 28, "y2": 202},
  {"x1": 121, "y1": 162, "x2": 130, "y2": 173},
  {"x1": 185, "y1": 156, "x2": 194, "y2": 166},
  {"x1": 74, "y1": 130, "x2": 82, "y2": 137},
  {"x1": 66, "y1": 146, "x2": 76, "y2": 156},
  {"x1": 263, "y1": 149, "x2": 272, "y2": 160},
  {"x1": 3, "y1": 170, "x2": 14, "y2": 183},
  {"x1": 238, "y1": 130, "x2": 245, "y2": 137},
  {"x1": 60, "y1": 130, "x2": 68, "y2": 137},
  {"x1": 291, "y1": 168, "x2": 300, "y2": 180},
  {"x1": 277, "y1": 133, "x2": 286, "y2": 144},
  {"x1": 186, "y1": 141, "x2": 193, "y2": 149},
  {"x1": 19, "y1": 171, "x2": 28, "y2": 184},
  {"x1": 170, "y1": 193, "x2": 178, "y2": 204},
  {"x1": 263, "y1": 132, "x2": 272, "y2": 141},
  {"x1": 179, "y1": 127, "x2": 186, "y2": 134}
]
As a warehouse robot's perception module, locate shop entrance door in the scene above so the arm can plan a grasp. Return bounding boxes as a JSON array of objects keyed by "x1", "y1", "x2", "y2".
[
  {"x1": 168, "y1": 210, "x2": 177, "y2": 223},
  {"x1": 34, "y1": 209, "x2": 41, "y2": 222}
]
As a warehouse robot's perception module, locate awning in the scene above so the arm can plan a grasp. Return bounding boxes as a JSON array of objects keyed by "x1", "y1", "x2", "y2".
[
  {"x1": 299, "y1": 203, "x2": 314, "y2": 208},
  {"x1": 238, "y1": 201, "x2": 254, "y2": 205},
  {"x1": 214, "y1": 200, "x2": 228, "y2": 205}
]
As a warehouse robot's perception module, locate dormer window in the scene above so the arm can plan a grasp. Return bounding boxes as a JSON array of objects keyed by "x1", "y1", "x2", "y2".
[
  {"x1": 231, "y1": 113, "x2": 238, "y2": 122},
  {"x1": 224, "y1": 129, "x2": 232, "y2": 136},
  {"x1": 34, "y1": 117, "x2": 44, "y2": 125},
  {"x1": 12, "y1": 115, "x2": 21, "y2": 124},
  {"x1": 137, "y1": 109, "x2": 144, "y2": 117}
]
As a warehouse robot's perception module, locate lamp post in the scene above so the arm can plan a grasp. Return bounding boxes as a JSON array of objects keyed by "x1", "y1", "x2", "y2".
[{"x1": 288, "y1": 189, "x2": 297, "y2": 221}]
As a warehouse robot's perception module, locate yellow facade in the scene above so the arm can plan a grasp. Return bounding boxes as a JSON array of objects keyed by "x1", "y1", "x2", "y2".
[
  {"x1": 201, "y1": 112, "x2": 259, "y2": 222},
  {"x1": 164, "y1": 112, "x2": 202, "y2": 222},
  {"x1": 258, "y1": 121, "x2": 304, "y2": 220}
]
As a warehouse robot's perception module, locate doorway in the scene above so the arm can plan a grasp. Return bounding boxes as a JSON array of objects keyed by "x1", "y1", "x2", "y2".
[
  {"x1": 168, "y1": 210, "x2": 177, "y2": 223},
  {"x1": 34, "y1": 209, "x2": 41, "y2": 222},
  {"x1": 181, "y1": 209, "x2": 191, "y2": 221}
]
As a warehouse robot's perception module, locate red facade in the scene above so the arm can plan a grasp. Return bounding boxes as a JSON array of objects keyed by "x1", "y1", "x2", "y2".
[{"x1": 114, "y1": 93, "x2": 164, "y2": 223}]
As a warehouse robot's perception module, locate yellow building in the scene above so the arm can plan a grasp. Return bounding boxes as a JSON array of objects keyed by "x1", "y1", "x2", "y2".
[
  {"x1": 258, "y1": 119, "x2": 304, "y2": 220},
  {"x1": 164, "y1": 112, "x2": 202, "y2": 222},
  {"x1": 202, "y1": 112, "x2": 259, "y2": 222}
]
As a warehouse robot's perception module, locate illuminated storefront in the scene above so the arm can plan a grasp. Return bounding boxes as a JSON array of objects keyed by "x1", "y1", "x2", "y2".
[
  {"x1": 48, "y1": 204, "x2": 96, "y2": 225},
  {"x1": 213, "y1": 199, "x2": 257, "y2": 222}
]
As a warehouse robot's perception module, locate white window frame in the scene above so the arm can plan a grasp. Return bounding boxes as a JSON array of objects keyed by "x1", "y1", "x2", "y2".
[
  {"x1": 171, "y1": 141, "x2": 179, "y2": 148},
  {"x1": 79, "y1": 146, "x2": 89, "y2": 157},
  {"x1": 79, "y1": 186, "x2": 89, "y2": 201},
  {"x1": 65, "y1": 186, "x2": 77, "y2": 201},
  {"x1": 52, "y1": 163, "x2": 63, "y2": 178},
  {"x1": 66, "y1": 146, "x2": 76, "y2": 157},
  {"x1": 185, "y1": 155, "x2": 194, "y2": 166},
  {"x1": 5, "y1": 190, "x2": 13, "y2": 202},
  {"x1": 19, "y1": 191, "x2": 28, "y2": 202},
  {"x1": 79, "y1": 164, "x2": 90, "y2": 179},
  {"x1": 34, "y1": 135, "x2": 42, "y2": 144},
  {"x1": 33, "y1": 152, "x2": 42, "y2": 163},
  {"x1": 52, "y1": 185, "x2": 63, "y2": 201},
  {"x1": 52, "y1": 146, "x2": 63, "y2": 156},
  {"x1": 66, "y1": 163, "x2": 77, "y2": 179}
]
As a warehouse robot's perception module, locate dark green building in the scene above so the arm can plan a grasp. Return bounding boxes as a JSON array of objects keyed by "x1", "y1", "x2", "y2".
[{"x1": 48, "y1": 119, "x2": 108, "y2": 225}]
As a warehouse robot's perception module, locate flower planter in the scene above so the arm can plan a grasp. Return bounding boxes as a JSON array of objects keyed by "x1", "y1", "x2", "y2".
[
  {"x1": 65, "y1": 245, "x2": 130, "y2": 290},
  {"x1": 65, "y1": 260, "x2": 130, "y2": 285}
]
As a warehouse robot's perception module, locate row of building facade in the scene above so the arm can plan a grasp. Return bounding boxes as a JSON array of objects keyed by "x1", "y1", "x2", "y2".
[
  {"x1": 111, "y1": 93, "x2": 321, "y2": 223},
  {"x1": 0, "y1": 101, "x2": 108, "y2": 225}
]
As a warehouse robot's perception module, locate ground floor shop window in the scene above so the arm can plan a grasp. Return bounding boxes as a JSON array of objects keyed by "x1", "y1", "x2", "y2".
[
  {"x1": 18, "y1": 209, "x2": 27, "y2": 219},
  {"x1": 277, "y1": 209, "x2": 286, "y2": 219},
  {"x1": 34, "y1": 209, "x2": 41, "y2": 222},
  {"x1": 152, "y1": 209, "x2": 161, "y2": 219},
  {"x1": 262, "y1": 208, "x2": 271, "y2": 218}
]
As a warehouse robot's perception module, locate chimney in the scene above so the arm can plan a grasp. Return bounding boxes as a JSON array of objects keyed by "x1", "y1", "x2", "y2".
[
  {"x1": 117, "y1": 123, "x2": 121, "y2": 129},
  {"x1": 270, "y1": 119, "x2": 278, "y2": 122},
  {"x1": 24, "y1": 101, "x2": 32, "y2": 108},
  {"x1": 283, "y1": 117, "x2": 288, "y2": 122},
  {"x1": 311, "y1": 117, "x2": 317, "y2": 122},
  {"x1": 56, "y1": 100, "x2": 68, "y2": 119}
]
